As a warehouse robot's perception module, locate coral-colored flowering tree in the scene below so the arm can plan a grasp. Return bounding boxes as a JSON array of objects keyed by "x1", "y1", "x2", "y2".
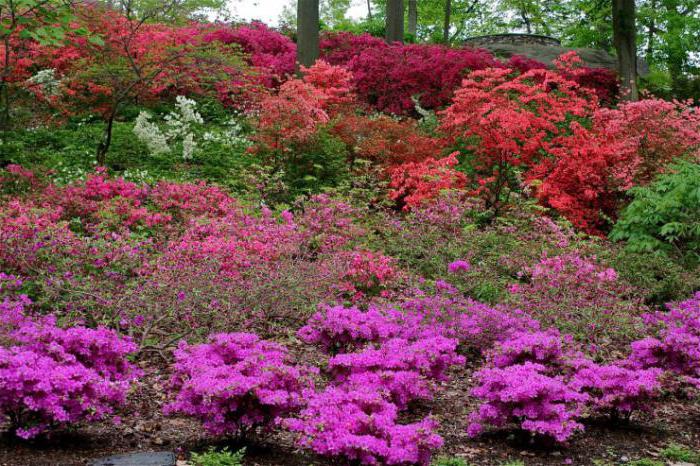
[
  {"x1": 388, "y1": 153, "x2": 467, "y2": 210},
  {"x1": 251, "y1": 60, "x2": 355, "y2": 157},
  {"x1": 440, "y1": 60, "x2": 597, "y2": 215}
]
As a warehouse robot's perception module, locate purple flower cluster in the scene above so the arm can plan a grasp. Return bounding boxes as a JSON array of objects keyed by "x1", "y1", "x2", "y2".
[
  {"x1": 297, "y1": 304, "x2": 403, "y2": 354},
  {"x1": 164, "y1": 333, "x2": 316, "y2": 436},
  {"x1": 629, "y1": 292, "x2": 700, "y2": 388},
  {"x1": 468, "y1": 362, "x2": 586, "y2": 442},
  {"x1": 329, "y1": 336, "x2": 464, "y2": 384},
  {"x1": 469, "y1": 327, "x2": 663, "y2": 442},
  {"x1": 285, "y1": 386, "x2": 443, "y2": 466},
  {"x1": 288, "y1": 288, "x2": 469, "y2": 464},
  {"x1": 0, "y1": 296, "x2": 139, "y2": 439}
]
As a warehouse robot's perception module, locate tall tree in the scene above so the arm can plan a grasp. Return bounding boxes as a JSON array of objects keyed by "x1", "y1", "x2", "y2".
[
  {"x1": 408, "y1": 0, "x2": 417, "y2": 37},
  {"x1": 385, "y1": 0, "x2": 404, "y2": 43},
  {"x1": 297, "y1": 0, "x2": 319, "y2": 69},
  {"x1": 612, "y1": 0, "x2": 639, "y2": 100},
  {"x1": 443, "y1": 0, "x2": 452, "y2": 42}
]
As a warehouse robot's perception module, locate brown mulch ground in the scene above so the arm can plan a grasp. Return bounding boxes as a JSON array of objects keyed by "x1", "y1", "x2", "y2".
[{"x1": 1, "y1": 357, "x2": 698, "y2": 466}]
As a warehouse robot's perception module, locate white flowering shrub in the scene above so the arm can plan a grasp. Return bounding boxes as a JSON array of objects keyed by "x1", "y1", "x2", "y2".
[
  {"x1": 133, "y1": 96, "x2": 248, "y2": 161},
  {"x1": 27, "y1": 69, "x2": 61, "y2": 96}
]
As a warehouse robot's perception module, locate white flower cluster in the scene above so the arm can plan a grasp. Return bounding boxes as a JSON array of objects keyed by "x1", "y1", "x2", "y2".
[
  {"x1": 133, "y1": 96, "x2": 249, "y2": 161},
  {"x1": 27, "y1": 69, "x2": 61, "y2": 96},
  {"x1": 134, "y1": 112, "x2": 171, "y2": 155},
  {"x1": 134, "y1": 96, "x2": 203, "y2": 160}
]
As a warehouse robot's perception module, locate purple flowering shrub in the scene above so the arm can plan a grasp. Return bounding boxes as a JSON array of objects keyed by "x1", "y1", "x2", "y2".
[
  {"x1": 0, "y1": 296, "x2": 139, "y2": 439},
  {"x1": 328, "y1": 336, "x2": 465, "y2": 384},
  {"x1": 285, "y1": 386, "x2": 443, "y2": 466},
  {"x1": 470, "y1": 327, "x2": 663, "y2": 442},
  {"x1": 164, "y1": 333, "x2": 317, "y2": 436},
  {"x1": 468, "y1": 362, "x2": 587, "y2": 443},
  {"x1": 570, "y1": 361, "x2": 662, "y2": 416},
  {"x1": 297, "y1": 304, "x2": 404, "y2": 354},
  {"x1": 629, "y1": 292, "x2": 700, "y2": 388}
]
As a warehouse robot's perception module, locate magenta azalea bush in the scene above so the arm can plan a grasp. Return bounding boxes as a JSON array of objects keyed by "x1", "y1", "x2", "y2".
[
  {"x1": 0, "y1": 295, "x2": 139, "y2": 439},
  {"x1": 285, "y1": 386, "x2": 443, "y2": 466},
  {"x1": 629, "y1": 292, "x2": 700, "y2": 388},
  {"x1": 468, "y1": 362, "x2": 587, "y2": 442},
  {"x1": 164, "y1": 333, "x2": 316, "y2": 436}
]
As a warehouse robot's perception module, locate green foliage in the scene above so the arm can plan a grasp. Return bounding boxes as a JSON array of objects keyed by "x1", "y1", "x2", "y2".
[
  {"x1": 257, "y1": 129, "x2": 350, "y2": 204},
  {"x1": 189, "y1": 447, "x2": 245, "y2": 466},
  {"x1": 500, "y1": 461, "x2": 526, "y2": 466},
  {"x1": 611, "y1": 161, "x2": 700, "y2": 266},
  {"x1": 0, "y1": 118, "x2": 254, "y2": 190},
  {"x1": 608, "y1": 248, "x2": 700, "y2": 305},
  {"x1": 661, "y1": 444, "x2": 700, "y2": 464},
  {"x1": 628, "y1": 460, "x2": 664, "y2": 466},
  {"x1": 432, "y1": 456, "x2": 470, "y2": 466}
]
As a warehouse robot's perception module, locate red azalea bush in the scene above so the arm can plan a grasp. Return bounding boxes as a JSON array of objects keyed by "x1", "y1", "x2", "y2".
[
  {"x1": 388, "y1": 153, "x2": 467, "y2": 210},
  {"x1": 202, "y1": 21, "x2": 295, "y2": 87},
  {"x1": 346, "y1": 43, "x2": 501, "y2": 115},
  {"x1": 440, "y1": 53, "x2": 700, "y2": 232}
]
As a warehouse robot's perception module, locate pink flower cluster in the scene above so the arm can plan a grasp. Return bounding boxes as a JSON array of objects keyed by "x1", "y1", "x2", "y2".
[{"x1": 164, "y1": 333, "x2": 316, "y2": 436}]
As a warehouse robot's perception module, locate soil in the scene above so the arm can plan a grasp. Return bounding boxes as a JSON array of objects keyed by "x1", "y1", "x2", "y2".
[{"x1": 1, "y1": 357, "x2": 698, "y2": 466}]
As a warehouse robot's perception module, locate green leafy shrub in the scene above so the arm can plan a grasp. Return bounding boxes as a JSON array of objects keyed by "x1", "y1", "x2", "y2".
[
  {"x1": 628, "y1": 459, "x2": 664, "y2": 466},
  {"x1": 661, "y1": 444, "x2": 700, "y2": 464},
  {"x1": 189, "y1": 447, "x2": 245, "y2": 466},
  {"x1": 432, "y1": 457, "x2": 470, "y2": 466},
  {"x1": 611, "y1": 161, "x2": 700, "y2": 266},
  {"x1": 608, "y1": 248, "x2": 700, "y2": 305}
]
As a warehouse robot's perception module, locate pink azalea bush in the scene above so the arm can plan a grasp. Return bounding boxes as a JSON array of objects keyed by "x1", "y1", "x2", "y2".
[
  {"x1": 297, "y1": 304, "x2": 404, "y2": 354},
  {"x1": 507, "y1": 253, "x2": 646, "y2": 350},
  {"x1": 328, "y1": 336, "x2": 465, "y2": 384},
  {"x1": 164, "y1": 333, "x2": 316, "y2": 436}
]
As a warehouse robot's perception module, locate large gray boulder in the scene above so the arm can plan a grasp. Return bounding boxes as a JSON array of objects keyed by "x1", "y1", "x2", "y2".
[{"x1": 464, "y1": 33, "x2": 649, "y2": 76}]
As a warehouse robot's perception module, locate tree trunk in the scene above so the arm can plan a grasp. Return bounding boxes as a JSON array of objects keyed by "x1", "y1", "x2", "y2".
[
  {"x1": 367, "y1": 0, "x2": 373, "y2": 20},
  {"x1": 612, "y1": 0, "x2": 638, "y2": 100},
  {"x1": 96, "y1": 109, "x2": 117, "y2": 165},
  {"x1": 645, "y1": 0, "x2": 657, "y2": 63},
  {"x1": 0, "y1": 37, "x2": 12, "y2": 132},
  {"x1": 443, "y1": 0, "x2": 452, "y2": 43},
  {"x1": 297, "y1": 0, "x2": 320, "y2": 71},
  {"x1": 385, "y1": 0, "x2": 404, "y2": 43},
  {"x1": 408, "y1": 0, "x2": 417, "y2": 38}
]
